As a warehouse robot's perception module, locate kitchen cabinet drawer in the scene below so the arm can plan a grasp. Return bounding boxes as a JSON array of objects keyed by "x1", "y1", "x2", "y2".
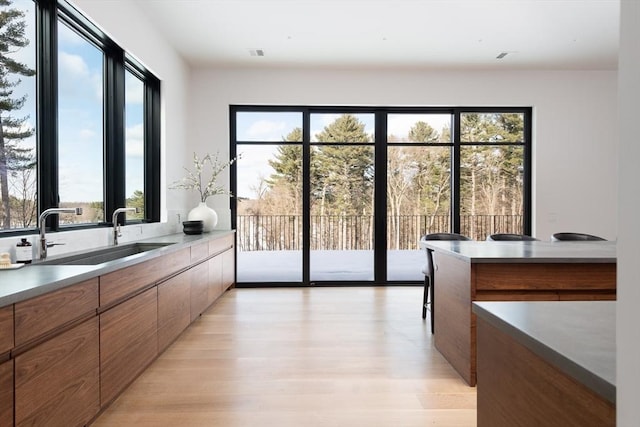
[
  {"x1": 158, "y1": 271, "x2": 191, "y2": 353},
  {"x1": 0, "y1": 305, "x2": 13, "y2": 355},
  {"x1": 190, "y1": 240, "x2": 209, "y2": 264},
  {"x1": 15, "y1": 317, "x2": 100, "y2": 427},
  {"x1": 474, "y1": 263, "x2": 616, "y2": 291},
  {"x1": 222, "y1": 248, "x2": 235, "y2": 292},
  {"x1": 100, "y1": 287, "x2": 158, "y2": 406},
  {"x1": 208, "y1": 254, "x2": 223, "y2": 304},
  {"x1": 100, "y1": 247, "x2": 190, "y2": 307},
  {"x1": 209, "y1": 234, "x2": 233, "y2": 256},
  {"x1": 14, "y1": 278, "x2": 98, "y2": 347},
  {"x1": 0, "y1": 360, "x2": 12, "y2": 426},
  {"x1": 190, "y1": 262, "x2": 209, "y2": 321}
]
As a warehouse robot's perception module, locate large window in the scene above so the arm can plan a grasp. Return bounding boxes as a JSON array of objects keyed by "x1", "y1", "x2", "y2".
[
  {"x1": 0, "y1": 0, "x2": 36, "y2": 230},
  {"x1": 232, "y1": 106, "x2": 531, "y2": 285},
  {"x1": 57, "y1": 20, "x2": 104, "y2": 224},
  {"x1": 0, "y1": 0, "x2": 160, "y2": 235}
]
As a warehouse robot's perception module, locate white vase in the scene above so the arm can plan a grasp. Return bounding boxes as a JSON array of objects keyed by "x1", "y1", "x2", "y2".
[{"x1": 188, "y1": 201, "x2": 218, "y2": 232}]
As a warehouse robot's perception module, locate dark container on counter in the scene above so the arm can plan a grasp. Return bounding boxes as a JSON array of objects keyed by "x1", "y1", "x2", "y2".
[{"x1": 16, "y1": 238, "x2": 33, "y2": 264}]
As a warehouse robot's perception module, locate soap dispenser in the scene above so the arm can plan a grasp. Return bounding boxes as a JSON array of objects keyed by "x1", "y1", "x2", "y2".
[{"x1": 16, "y1": 238, "x2": 33, "y2": 264}]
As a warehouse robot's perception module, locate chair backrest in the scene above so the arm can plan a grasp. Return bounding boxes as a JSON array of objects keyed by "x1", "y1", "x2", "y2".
[
  {"x1": 420, "y1": 233, "x2": 472, "y2": 277},
  {"x1": 487, "y1": 233, "x2": 538, "y2": 241},
  {"x1": 421, "y1": 232, "x2": 472, "y2": 242},
  {"x1": 551, "y1": 232, "x2": 606, "y2": 241}
]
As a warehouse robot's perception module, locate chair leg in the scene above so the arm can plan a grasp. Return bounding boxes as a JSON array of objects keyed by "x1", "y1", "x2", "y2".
[
  {"x1": 422, "y1": 276, "x2": 429, "y2": 319},
  {"x1": 430, "y1": 279, "x2": 435, "y2": 334}
]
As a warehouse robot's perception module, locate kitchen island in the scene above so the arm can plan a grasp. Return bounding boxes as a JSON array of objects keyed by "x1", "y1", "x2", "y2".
[
  {"x1": 419, "y1": 240, "x2": 616, "y2": 385},
  {"x1": 473, "y1": 301, "x2": 615, "y2": 427}
]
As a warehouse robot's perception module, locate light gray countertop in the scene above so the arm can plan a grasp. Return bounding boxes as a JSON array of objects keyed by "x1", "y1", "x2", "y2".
[
  {"x1": 473, "y1": 300, "x2": 615, "y2": 404},
  {"x1": 420, "y1": 240, "x2": 616, "y2": 263},
  {"x1": 0, "y1": 230, "x2": 234, "y2": 307}
]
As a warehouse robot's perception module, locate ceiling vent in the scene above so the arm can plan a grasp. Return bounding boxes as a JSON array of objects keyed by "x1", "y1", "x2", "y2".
[{"x1": 248, "y1": 49, "x2": 265, "y2": 57}]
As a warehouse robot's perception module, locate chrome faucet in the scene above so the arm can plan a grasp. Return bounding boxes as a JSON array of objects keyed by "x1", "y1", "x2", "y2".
[
  {"x1": 112, "y1": 207, "x2": 139, "y2": 245},
  {"x1": 38, "y1": 207, "x2": 83, "y2": 259}
]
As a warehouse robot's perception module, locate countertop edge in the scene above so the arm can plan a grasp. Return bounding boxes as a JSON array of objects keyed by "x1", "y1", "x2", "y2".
[
  {"x1": 421, "y1": 241, "x2": 616, "y2": 264},
  {"x1": 0, "y1": 230, "x2": 235, "y2": 307},
  {"x1": 472, "y1": 302, "x2": 616, "y2": 404}
]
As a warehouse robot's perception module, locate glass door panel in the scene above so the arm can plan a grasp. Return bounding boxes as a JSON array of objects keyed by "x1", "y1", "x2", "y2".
[
  {"x1": 309, "y1": 113, "x2": 375, "y2": 281},
  {"x1": 236, "y1": 144, "x2": 303, "y2": 283},
  {"x1": 460, "y1": 145, "x2": 524, "y2": 240},
  {"x1": 386, "y1": 145, "x2": 451, "y2": 281}
]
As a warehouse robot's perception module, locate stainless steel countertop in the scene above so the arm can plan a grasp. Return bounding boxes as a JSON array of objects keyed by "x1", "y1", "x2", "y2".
[
  {"x1": 473, "y1": 300, "x2": 615, "y2": 403},
  {"x1": 420, "y1": 240, "x2": 616, "y2": 263},
  {"x1": 0, "y1": 230, "x2": 234, "y2": 307}
]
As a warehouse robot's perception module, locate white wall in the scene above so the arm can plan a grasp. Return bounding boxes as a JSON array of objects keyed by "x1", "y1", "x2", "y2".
[
  {"x1": 189, "y1": 67, "x2": 618, "y2": 239},
  {"x1": 71, "y1": 0, "x2": 192, "y2": 223},
  {"x1": 0, "y1": 0, "x2": 191, "y2": 258},
  {"x1": 617, "y1": 1, "x2": 638, "y2": 424}
]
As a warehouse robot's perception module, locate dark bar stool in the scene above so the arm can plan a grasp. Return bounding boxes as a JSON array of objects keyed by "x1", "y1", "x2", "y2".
[
  {"x1": 420, "y1": 232, "x2": 471, "y2": 333},
  {"x1": 487, "y1": 233, "x2": 538, "y2": 241},
  {"x1": 551, "y1": 232, "x2": 606, "y2": 241}
]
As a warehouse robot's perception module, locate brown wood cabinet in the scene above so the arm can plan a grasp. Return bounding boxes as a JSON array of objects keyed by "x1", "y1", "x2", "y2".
[
  {"x1": 14, "y1": 278, "x2": 98, "y2": 347},
  {"x1": 157, "y1": 271, "x2": 191, "y2": 353},
  {"x1": 431, "y1": 245, "x2": 616, "y2": 386},
  {"x1": 190, "y1": 261, "x2": 209, "y2": 321},
  {"x1": 221, "y1": 248, "x2": 235, "y2": 292},
  {"x1": 0, "y1": 233, "x2": 235, "y2": 427},
  {"x1": 0, "y1": 360, "x2": 13, "y2": 426},
  {"x1": 208, "y1": 254, "x2": 223, "y2": 304},
  {"x1": 14, "y1": 318, "x2": 100, "y2": 427},
  {"x1": 190, "y1": 240, "x2": 209, "y2": 264},
  {"x1": 477, "y1": 318, "x2": 614, "y2": 427},
  {"x1": 100, "y1": 287, "x2": 158, "y2": 406},
  {"x1": 209, "y1": 233, "x2": 233, "y2": 256},
  {"x1": 100, "y1": 247, "x2": 190, "y2": 307},
  {"x1": 0, "y1": 305, "x2": 13, "y2": 356}
]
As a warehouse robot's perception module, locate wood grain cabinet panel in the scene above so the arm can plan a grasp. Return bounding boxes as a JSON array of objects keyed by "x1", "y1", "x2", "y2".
[
  {"x1": 221, "y1": 248, "x2": 235, "y2": 292},
  {"x1": 0, "y1": 305, "x2": 13, "y2": 355},
  {"x1": 100, "y1": 287, "x2": 158, "y2": 406},
  {"x1": 14, "y1": 278, "x2": 98, "y2": 347},
  {"x1": 14, "y1": 318, "x2": 100, "y2": 427},
  {"x1": 190, "y1": 241, "x2": 209, "y2": 264},
  {"x1": 190, "y1": 262, "x2": 209, "y2": 321},
  {"x1": 208, "y1": 254, "x2": 223, "y2": 304},
  {"x1": 477, "y1": 319, "x2": 615, "y2": 427},
  {"x1": 0, "y1": 360, "x2": 13, "y2": 426},
  {"x1": 475, "y1": 263, "x2": 616, "y2": 291},
  {"x1": 100, "y1": 248, "x2": 190, "y2": 307},
  {"x1": 158, "y1": 272, "x2": 191, "y2": 353},
  {"x1": 209, "y1": 234, "x2": 233, "y2": 256}
]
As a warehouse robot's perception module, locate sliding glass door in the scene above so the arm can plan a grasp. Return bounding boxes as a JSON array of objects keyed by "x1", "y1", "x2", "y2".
[
  {"x1": 386, "y1": 114, "x2": 452, "y2": 281},
  {"x1": 234, "y1": 112, "x2": 303, "y2": 283},
  {"x1": 231, "y1": 106, "x2": 531, "y2": 286},
  {"x1": 309, "y1": 113, "x2": 375, "y2": 282}
]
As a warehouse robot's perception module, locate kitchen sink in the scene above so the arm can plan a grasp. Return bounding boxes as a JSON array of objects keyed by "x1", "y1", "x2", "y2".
[{"x1": 36, "y1": 242, "x2": 174, "y2": 265}]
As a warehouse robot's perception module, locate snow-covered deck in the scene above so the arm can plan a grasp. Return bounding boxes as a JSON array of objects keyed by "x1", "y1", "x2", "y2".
[{"x1": 237, "y1": 249, "x2": 424, "y2": 283}]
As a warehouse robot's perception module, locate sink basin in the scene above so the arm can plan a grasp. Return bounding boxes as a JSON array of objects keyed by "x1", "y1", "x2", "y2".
[{"x1": 36, "y1": 242, "x2": 174, "y2": 265}]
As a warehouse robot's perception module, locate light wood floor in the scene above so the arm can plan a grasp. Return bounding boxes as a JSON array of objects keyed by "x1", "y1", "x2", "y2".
[{"x1": 92, "y1": 286, "x2": 477, "y2": 427}]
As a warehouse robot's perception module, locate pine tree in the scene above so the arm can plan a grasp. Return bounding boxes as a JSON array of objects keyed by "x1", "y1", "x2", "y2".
[
  {"x1": 0, "y1": 0, "x2": 35, "y2": 229},
  {"x1": 313, "y1": 114, "x2": 373, "y2": 216}
]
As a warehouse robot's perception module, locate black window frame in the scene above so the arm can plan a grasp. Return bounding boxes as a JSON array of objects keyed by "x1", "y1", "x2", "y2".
[
  {"x1": 231, "y1": 105, "x2": 532, "y2": 286},
  {"x1": 1, "y1": 0, "x2": 160, "y2": 237}
]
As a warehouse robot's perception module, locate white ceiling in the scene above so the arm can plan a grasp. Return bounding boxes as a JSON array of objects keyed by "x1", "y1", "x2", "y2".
[{"x1": 134, "y1": 0, "x2": 620, "y2": 70}]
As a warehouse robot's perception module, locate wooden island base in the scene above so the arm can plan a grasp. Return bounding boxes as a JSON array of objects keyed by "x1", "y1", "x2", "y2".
[{"x1": 476, "y1": 315, "x2": 614, "y2": 427}]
